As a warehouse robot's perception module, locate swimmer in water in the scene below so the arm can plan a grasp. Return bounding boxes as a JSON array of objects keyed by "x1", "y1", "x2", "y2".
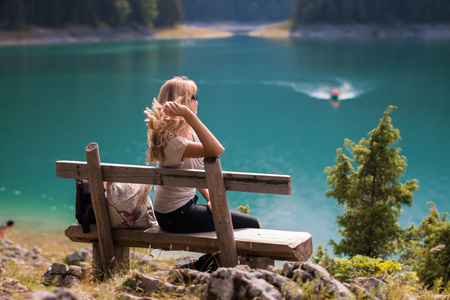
[
  {"x1": 330, "y1": 87, "x2": 340, "y2": 109},
  {"x1": 330, "y1": 87, "x2": 340, "y2": 101}
]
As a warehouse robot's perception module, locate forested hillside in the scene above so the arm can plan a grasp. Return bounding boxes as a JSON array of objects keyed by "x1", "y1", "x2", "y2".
[
  {"x1": 181, "y1": 0, "x2": 297, "y2": 22},
  {"x1": 291, "y1": 0, "x2": 450, "y2": 25},
  {"x1": 0, "y1": 0, "x2": 183, "y2": 30},
  {"x1": 2, "y1": 0, "x2": 449, "y2": 32}
]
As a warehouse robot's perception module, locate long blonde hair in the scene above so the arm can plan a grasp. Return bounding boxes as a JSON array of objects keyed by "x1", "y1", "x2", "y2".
[{"x1": 144, "y1": 76, "x2": 197, "y2": 164}]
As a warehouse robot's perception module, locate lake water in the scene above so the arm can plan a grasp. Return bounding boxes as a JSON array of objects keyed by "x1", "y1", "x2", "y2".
[{"x1": 1, "y1": 36, "x2": 449, "y2": 250}]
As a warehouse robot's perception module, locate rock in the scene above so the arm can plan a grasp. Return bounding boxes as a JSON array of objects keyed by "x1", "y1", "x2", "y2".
[
  {"x1": 28, "y1": 287, "x2": 79, "y2": 300},
  {"x1": 65, "y1": 248, "x2": 92, "y2": 265},
  {"x1": 27, "y1": 290, "x2": 57, "y2": 300},
  {"x1": 119, "y1": 293, "x2": 158, "y2": 300},
  {"x1": 189, "y1": 284, "x2": 199, "y2": 293},
  {"x1": 53, "y1": 287, "x2": 79, "y2": 300},
  {"x1": 206, "y1": 269, "x2": 235, "y2": 300},
  {"x1": 355, "y1": 276, "x2": 386, "y2": 298},
  {"x1": 160, "y1": 282, "x2": 177, "y2": 293},
  {"x1": 246, "y1": 261, "x2": 355, "y2": 299},
  {"x1": 30, "y1": 246, "x2": 42, "y2": 254},
  {"x1": 175, "y1": 285, "x2": 186, "y2": 294},
  {"x1": 63, "y1": 275, "x2": 79, "y2": 288},
  {"x1": 301, "y1": 262, "x2": 332, "y2": 283},
  {"x1": 42, "y1": 263, "x2": 86, "y2": 287},
  {"x1": 173, "y1": 256, "x2": 198, "y2": 269},
  {"x1": 0, "y1": 278, "x2": 29, "y2": 294},
  {"x1": 203, "y1": 265, "x2": 294, "y2": 299},
  {"x1": 68, "y1": 266, "x2": 83, "y2": 278},
  {"x1": 293, "y1": 268, "x2": 314, "y2": 282},
  {"x1": 130, "y1": 251, "x2": 153, "y2": 266},
  {"x1": 168, "y1": 268, "x2": 211, "y2": 285},
  {"x1": 203, "y1": 267, "x2": 284, "y2": 300},
  {"x1": 0, "y1": 239, "x2": 44, "y2": 267},
  {"x1": 251, "y1": 268, "x2": 304, "y2": 299},
  {"x1": 298, "y1": 262, "x2": 355, "y2": 299},
  {"x1": 139, "y1": 277, "x2": 161, "y2": 293},
  {"x1": 345, "y1": 282, "x2": 377, "y2": 300},
  {"x1": 132, "y1": 271, "x2": 162, "y2": 293},
  {"x1": 168, "y1": 269, "x2": 184, "y2": 283},
  {"x1": 281, "y1": 262, "x2": 295, "y2": 278},
  {"x1": 176, "y1": 253, "x2": 220, "y2": 272},
  {"x1": 49, "y1": 263, "x2": 69, "y2": 275},
  {"x1": 0, "y1": 238, "x2": 14, "y2": 248},
  {"x1": 329, "y1": 278, "x2": 355, "y2": 299}
]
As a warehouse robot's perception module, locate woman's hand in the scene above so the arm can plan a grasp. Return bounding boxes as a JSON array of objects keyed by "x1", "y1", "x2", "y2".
[
  {"x1": 163, "y1": 97, "x2": 190, "y2": 118},
  {"x1": 198, "y1": 188, "x2": 212, "y2": 212},
  {"x1": 207, "y1": 200, "x2": 212, "y2": 212}
]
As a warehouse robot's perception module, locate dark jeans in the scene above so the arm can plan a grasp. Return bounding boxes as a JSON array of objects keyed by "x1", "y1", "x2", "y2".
[{"x1": 155, "y1": 196, "x2": 260, "y2": 233}]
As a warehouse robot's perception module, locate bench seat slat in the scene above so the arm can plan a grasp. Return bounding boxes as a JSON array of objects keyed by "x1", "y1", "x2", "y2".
[
  {"x1": 65, "y1": 224, "x2": 312, "y2": 262},
  {"x1": 56, "y1": 161, "x2": 291, "y2": 195}
]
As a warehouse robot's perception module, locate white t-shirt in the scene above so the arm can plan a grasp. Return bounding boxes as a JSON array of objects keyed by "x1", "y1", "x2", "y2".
[{"x1": 153, "y1": 132, "x2": 204, "y2": 213}]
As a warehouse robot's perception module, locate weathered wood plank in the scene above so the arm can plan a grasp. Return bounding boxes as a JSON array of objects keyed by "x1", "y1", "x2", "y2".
[
  {"x1": 85, "y1": 143, "x2": 116, "y2": 277},
  {"x1": 204, "y1": 156, "x2": 238, "y2": 267},
  {"x1": 65, "y1": 224, "x2": 313, "y2": 262},
  {"x1": 55, "y1": 160, "x2": 291, "y2": 195}
]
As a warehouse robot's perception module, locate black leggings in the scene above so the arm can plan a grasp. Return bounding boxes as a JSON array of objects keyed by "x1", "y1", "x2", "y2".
[{"x1": 155, "y1": 196, "x2": 260, "y2": 233}]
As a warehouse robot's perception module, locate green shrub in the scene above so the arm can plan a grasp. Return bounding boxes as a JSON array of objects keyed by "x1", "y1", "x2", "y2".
[
  {"x1": 311, "y1": 245, "x2": 407, "y2": 283},
  {"x1": 236, "y1": 204, "x2": 250, "y2": 214},
  {"x1": 333, "y1": 255, "x2": 405, "y2": 282},
  {"x1": 402, "y1": 202, "x2": 450, "y2": 291}
]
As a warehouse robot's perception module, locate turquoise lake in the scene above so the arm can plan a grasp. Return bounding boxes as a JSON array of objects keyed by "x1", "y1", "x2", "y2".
[{"x1": 1, "y1": 36, "x2": 449, "y2": 249}]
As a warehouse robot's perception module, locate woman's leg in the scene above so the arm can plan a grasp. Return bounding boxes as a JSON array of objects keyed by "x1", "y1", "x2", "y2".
[
  {"x1": 155, "y1": 197, "x2": 260, "y2": 233},
  {"x1": 186, "y1": 200, "x2": 260, "y2": 232},
  {"x1": 155, "y1": 197, "x2": 215, "y2": 233},
  {"x1": 230, "y1": 210, "x2": 260, "y2": 229}
]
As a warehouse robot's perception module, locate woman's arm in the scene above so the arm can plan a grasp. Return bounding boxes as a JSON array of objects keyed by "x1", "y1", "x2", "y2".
[
  {"x1": 163, "y1": 101, "x2": 225, "y2": 158},
  {"x1": 198, "y1": 188, "x2": 212, "y2": 211}
]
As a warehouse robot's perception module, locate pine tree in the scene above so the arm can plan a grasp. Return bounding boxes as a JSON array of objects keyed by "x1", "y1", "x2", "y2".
[
  {"x1": 153, "y1": 0, "x2": 183, "y2": 27},
  {"x1": 325, "y1": 106, "x2": 419, "y2": 259},
  {"x1": 128, "y1": 0, "x2": 157, "y2": 26},
  {"x1": 64, "y1": 0, "x2": 98, "y2": 27},
  {"x1": 94, "y1": 0, "x2": 121, "y2": 26},
  {"x1": 1, "y1": 0, "x2": 26, "y2": 29}
]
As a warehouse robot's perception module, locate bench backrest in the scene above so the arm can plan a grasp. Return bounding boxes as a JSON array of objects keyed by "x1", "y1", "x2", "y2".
[{"x1": 56, "y1": 161, "x2": 291, "y2": 195}]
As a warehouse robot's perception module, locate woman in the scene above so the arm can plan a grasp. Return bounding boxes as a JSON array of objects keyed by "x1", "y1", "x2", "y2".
[
  {"x1": 144, "y1": 76, "x2": 260, "y2": 233},
  {"x1": 0, "y1": 220, "x2": 14, "y2": 239}
]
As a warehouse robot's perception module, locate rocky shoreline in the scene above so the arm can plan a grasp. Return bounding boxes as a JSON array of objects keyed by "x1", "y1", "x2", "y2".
[
  {"x1": 1, "y1": 23, "x2": 450, "y2": 47},
  {"x1": 0, "y1": 26, "x2": 149, "y2": 46},
  {"x1": 292, "y1": 23, "x2": 450, "y2": 39},
  {"x1": 0, "y1": 237, "x2": 422, "y2": 300},
  {"x1": 0, "y1": 24, "x2": 232, "y2": 46}
]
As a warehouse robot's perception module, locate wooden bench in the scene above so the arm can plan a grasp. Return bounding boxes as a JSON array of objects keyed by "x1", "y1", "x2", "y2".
[{"x1": 56, "y1": 143, "x2": 313, "y2": 280}]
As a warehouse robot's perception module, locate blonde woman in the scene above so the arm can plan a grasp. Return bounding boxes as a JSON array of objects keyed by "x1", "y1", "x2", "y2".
[{"x1": 144, "y1": 76, "x2": 259, "y2": 233}]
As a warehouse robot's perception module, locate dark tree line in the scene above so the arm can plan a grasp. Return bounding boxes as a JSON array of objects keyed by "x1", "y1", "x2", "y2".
[
  {"x1": 181, "y1": 0, "x2": 298, "y2": 22},
  {"x1": 291, "y1": 0, "x2": 450, "y2": 25},
  {"x1": 3, "y1": 0, "x2": 448, "y2": 31},
  {"x1": 0, "y1": 0, "x2": 183, "y2": 30}
]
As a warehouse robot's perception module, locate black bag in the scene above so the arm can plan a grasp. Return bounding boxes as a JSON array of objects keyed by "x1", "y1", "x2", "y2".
[{"x1": 75, "y1": 179, "x2": 96, "y2": 233}]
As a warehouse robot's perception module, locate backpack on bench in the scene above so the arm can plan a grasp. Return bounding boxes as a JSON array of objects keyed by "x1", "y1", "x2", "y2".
[
  {"x1": 75, "y1": 180, "x2": 157, "y2": 234},
  {"x1": 75, "y1": 179, "x2": 95, "y2": 233}
]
